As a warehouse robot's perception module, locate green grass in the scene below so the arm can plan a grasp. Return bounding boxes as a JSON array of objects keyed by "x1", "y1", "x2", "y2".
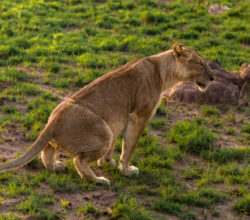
[
  {"x1": 242, "y1": 123, "x2": 250, "y2": 133},
  {"x1": 111, "y1": 194, "x2": 150, "y2": 220},
  {"x1": 201, "y1": 148, "x2": 249, "y2": 164},
  {"x1": 233, "y1": 195, "x2": 250, "y2": 215},
  {"x1": 152, "y1": 200, "x2": 184, "y2": 216},
  {"x1": 0, "y1": 0, "x2": 249, "y2": 219},
  {"x1": 13, "y1": 193, "x2": 60, "y2": 220},
  {"x1": 0, "y1": 174, "x2": 36, "y2": 198},
  {"x1": 152, "y1": 186, "x2": 226, "y2": 218},
  {"x1": 156, "y1": 101, "x2": 167, "y2": 116},
  {"x1": 225, "y1": 126, "x2": 237, "y2": 135},
  {"x1": 61, "y1": 199, "x2": 71, "y2": 210},
  {"x1": 77, "y1": 202, "x2": 101, "y2": 218},
  {"x1": 1, "y1": 105, "x2": 17, "y2": 114},
  {"x1": 0, "y1": 215, "x2": 22, "y2": 220},
  {"x1": 182, "y1": 167, "x2": 201, "y2": 180},
  {"x1": 168, "y1": 120, "x2": 215, "y2": 154},
  {"x1": 149, "y1": 119, "x2": 166, "y2": 130},
  {"x1": 201, "y1": 106, "x2": 220, "y2": 117},
  {"x1": 46, "y1": 173, "x2": 76, "y2": 193}
]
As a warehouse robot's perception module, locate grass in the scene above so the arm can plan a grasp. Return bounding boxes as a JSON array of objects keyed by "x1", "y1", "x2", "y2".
[
  {"x1": 201, "y1": 106, "x2": 220, "y2": 117},
  {"x1": 111, "y1": 194, "x2": 150, "y2": 220},
  {"x1": 46, "y1": 173, "x2": 76, "y2": 193},
  {"x1": 13, "y1": 193, "x2": 60, "y2": 220},
  {"x1": 0, "y1": 0, "x2": 249, "y2": 219},
  {"x1": 0, "y1": 215, "x2": 22, "y2": 220},
  {"x1": 201, "y1": 148, "x2": 249, "y2": 164},
  {"x1": 152, "y1": 200, "x2": 184, "y2": 216},
  {"x1": 242, "y1": 123, "x2": 250, "y2": 133},
  {"x1": 77, "y1": 202, "x2": 101, "y2": 218},
  {"x1": 182, "y1": 167, "x2": 201, "y2": 180},
  {"x1": 168, "y1": 120, "x2": 215, "y2": 154},
  {"x1": 152, "y1": 186, "x2": 226, "y2": 218},
  {"x1": 61, "y1": 199, "x2": 71, "y2": 210},
  {"x1": 225, "y1": 126, "x2": 237, "y2": 135},
  {"x1": 149, "y1": 119, "x2": 166, "y2": 130},
  {"x1": 233, "y1": 195, "x2": 250, "y2": 215},
  {"x1": 156, "y1": 101, "x2": 167, "y2": 116}
]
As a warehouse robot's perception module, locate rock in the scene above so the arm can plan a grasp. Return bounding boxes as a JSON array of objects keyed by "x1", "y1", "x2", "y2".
[
  {"x1": 208, "y1": 4, "x2": 230, "y2": 15},
  {"x1": 165, "y1": 62, "x2": 250, "y2": 106}
]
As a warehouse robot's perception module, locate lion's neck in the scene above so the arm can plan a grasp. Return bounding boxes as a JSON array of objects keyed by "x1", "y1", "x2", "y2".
[{"x1": 149, "y1": 50, "x2": 180, "y2": 92}]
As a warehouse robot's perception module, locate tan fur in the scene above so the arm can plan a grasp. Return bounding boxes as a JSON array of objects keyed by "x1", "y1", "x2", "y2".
[{"x1": 0, "y1": 44, "x2": 213, "y2": 185}]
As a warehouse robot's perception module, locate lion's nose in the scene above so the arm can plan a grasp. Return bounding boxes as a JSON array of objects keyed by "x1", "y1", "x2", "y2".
[{"x1": 209, "y1": 75, "x2": 214, "y2": 81}]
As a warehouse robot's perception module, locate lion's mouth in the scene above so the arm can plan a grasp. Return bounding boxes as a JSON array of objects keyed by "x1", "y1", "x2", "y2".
[
  {"x1": 197, "y1": 82, "x2": 206, "y2": 87},
  {"x1": 197, "y1": 81, "x2": 206, "y2": 88}
]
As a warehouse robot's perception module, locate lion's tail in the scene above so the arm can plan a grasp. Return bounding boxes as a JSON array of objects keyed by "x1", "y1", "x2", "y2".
[{"x1": 0, "y1": 122, "x2": 53, "y2": 171}]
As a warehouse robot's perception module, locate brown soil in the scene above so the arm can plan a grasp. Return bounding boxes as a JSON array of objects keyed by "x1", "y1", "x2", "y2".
[{"x1": 54, "y1": 190, "x2": 116, "y2": 220}]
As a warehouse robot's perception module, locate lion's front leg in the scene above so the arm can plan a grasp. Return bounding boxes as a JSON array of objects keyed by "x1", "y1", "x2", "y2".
[{"x1": 118, "y1": 113, "x2": 147, "y2": 176}]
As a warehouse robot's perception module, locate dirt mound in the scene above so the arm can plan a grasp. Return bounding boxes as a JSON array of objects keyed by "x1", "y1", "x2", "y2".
[{"x1": 165, "y1": 62, "x2": 250, "y2": 105}]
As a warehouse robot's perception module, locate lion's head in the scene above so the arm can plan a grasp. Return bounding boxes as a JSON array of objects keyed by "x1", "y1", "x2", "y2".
[{"x1": 173, "y1": 44, "x2": 214, "y2": 88}]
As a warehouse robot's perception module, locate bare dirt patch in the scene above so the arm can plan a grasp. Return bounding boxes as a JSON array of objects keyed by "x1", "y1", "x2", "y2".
[
  {"x1": 0, "y1": 127, "x2": 32, "y2": 161},
  {"x1": 53, "y1": 190, "x2": 116, "y2": 219}
]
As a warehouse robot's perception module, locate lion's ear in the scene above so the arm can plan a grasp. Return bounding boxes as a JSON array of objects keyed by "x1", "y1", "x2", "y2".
[{"x1": 172, "y1": 43, "x2": 186, "y2": 59}]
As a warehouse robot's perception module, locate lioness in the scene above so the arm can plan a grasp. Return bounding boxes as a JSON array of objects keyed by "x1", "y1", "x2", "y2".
[{"x1": 0, "y1": 44, "x2": 214, "y2": 185}]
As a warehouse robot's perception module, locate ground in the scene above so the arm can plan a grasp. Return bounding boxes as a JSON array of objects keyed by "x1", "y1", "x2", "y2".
[{"x1": 0, "y1": 0, "x2": 249, "y2": 219}]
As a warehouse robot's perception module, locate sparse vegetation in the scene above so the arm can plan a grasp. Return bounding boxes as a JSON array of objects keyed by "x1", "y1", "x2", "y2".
[
  {"x1": 149, "y1": 119, "x2": 166, "y2": 130},
  {"x1": 13, "y1": 193, "x2": 60, "y2": 220},
  {"x1": 77, "y1": 202, "x2": 101, "y2": 218},
  {"x1": 156, "y1": 101, "x2": 167, "y2": 116},
  {"x1": 168, "y1": 120, "x2": 215, "y2": 154},
  {"x1": 0, "y1": 214, "x2": 22, "y2": 220},
  {"x1": 202, "y1": 106, "x2": 220, "y2": 117},
  {"x1": 61, "y1": 199, "x2": 71, "y2": 210},
  {"x1": 47, "y1": 173, "x2": 76, "y2": 193},
  {"x1": 112, "y1": 194, "x2": 150, "y2": 220},
  {"x1": 242, "y1": 123, "x2": 250, "y2": 133},
  {"x1": 225, "y1": 126, "x2": 237, "y2": 135},
  {"x1": 202, "y1": 148, "x2": 249, "y2": 164},
  {"x1": 233, "y1": 195, "x2": 250, "y2": 215}
]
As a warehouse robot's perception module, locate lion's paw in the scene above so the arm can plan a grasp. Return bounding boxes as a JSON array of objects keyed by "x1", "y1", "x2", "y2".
[
  {"x1": 95, "y1": 176, "x2": 110, "y2": 185},
  {"x1": 118, "y1": 165, "x2": 139, "y2": 176},
  {"x1": 54, "y1": 161, "x2": 64, "y2": 172}
]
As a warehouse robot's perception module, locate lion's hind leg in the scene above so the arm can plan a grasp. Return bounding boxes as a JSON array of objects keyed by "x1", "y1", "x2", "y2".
[
  {"x1": 41, "y1": 143, "x2": 64, "y2": 171},
  {"x1": 74, "y1": 154, "x2": 110, "y2": 185},
  {"x1": 97, "y1": 138, "x2": 117, "y2": 168}
]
